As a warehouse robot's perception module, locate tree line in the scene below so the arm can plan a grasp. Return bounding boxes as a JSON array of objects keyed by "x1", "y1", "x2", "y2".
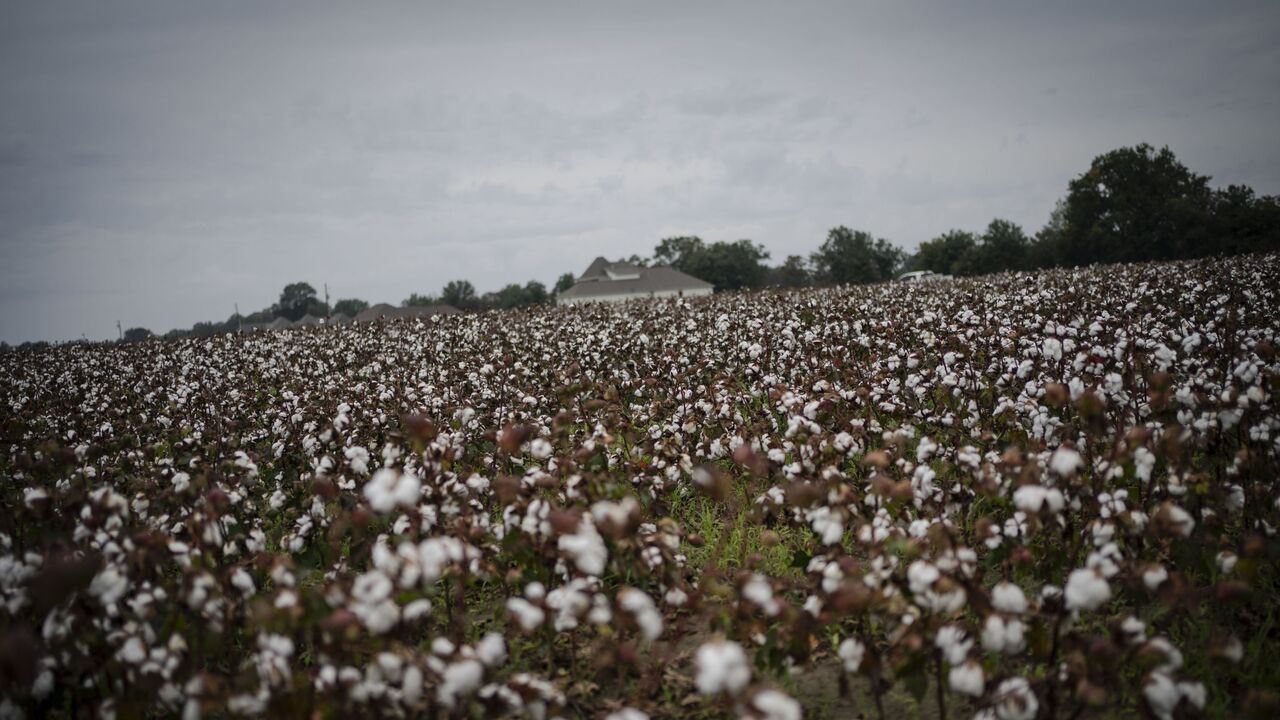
[{"x1": 31, "y1": 142, "x2": 1273, "y2": 348}]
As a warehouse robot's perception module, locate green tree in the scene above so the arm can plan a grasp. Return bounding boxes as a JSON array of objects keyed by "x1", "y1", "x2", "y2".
[
  {"x1": 522, "y1": 281, "x2": 549, "y2": 305},
  {"x1": 402, "y1": 293, "x2": 439, "y2": 308},
  {"x1": 332, "y1": 298, "x2": 369, "y2": 316},
  {"x1": 653, "y1": 236, "x2": 705, "y2": 268},
  {"x1": 553, "y1": 273, "x2": 577, "y2": 295},
  {"x1": 977, "y1": 219, "x2": 1031, "y2": 273},
  {"x1": 1031, "y1": 199, "x2": 1070, "y2": 268},
  {"x1": 1057, "y1": 144, "x2": 1213, "y2": 266},
  {"x1": 277, "y1": 282, "x2": 320, "y2": 321},
  {"x1": 441, "y1": 280, "x2": 478, "y2": 310},
  {"x1": 652, "y1": 236, "x2": 770, "y2": 291},
  {"x1": 1210, "y1": 185, "x2": 1280, "y2": 256},
  {"x1": 768, "y1": 255, "x2": 812, "y2": 287},
  {"x1": 122, "y1": 327, "x2": 153, "y2": 342},
  {"x1": 810, "y1": 227, "x2": 904, "y2": 285},
  {"x1": 916, "y1": 230, "x2": 978, "y2": 276}
]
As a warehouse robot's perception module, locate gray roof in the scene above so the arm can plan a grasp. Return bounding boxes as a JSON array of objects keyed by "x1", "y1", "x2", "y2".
[
  {"x1": 559, "y1": 259, "x2": 713, "y2": 300},
  {"x1": 294, "y1": 314, "x2": 322, "y2": 326},
  {"x1": 353, "y1": 303, "x2": 461, "y2": 322}
]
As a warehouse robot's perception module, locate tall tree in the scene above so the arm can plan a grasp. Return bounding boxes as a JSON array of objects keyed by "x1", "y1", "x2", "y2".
[
  {"x1": 652, "y1": 236, "x2": 705, "y2": 268},
  {"x1": 769, "y1": 255, "x2": 812, "y2": 287},
  {"x1": 553, "y1": 273, "x2": 577, "y2": 294},
  {"x1": 1210, "y1": 185, "x2": 1280, "y2": 256},
  {"x1": 1057, "y1": 144, "x2": 1213, "y2": 266},
  {"x1": 1031, "y1": 199, "x2": 1070, "y2": 268},
  {"x1": 402, "y1": 293, "x2": 439, "y2": 307},
  {"x1": 441, "y1": 280, "x2": 478, "y2": 310},
  {"x1": 522, "y1": 281, "x2": 549, "y2": 305},
  {"x1": 915, "y1": 230, "x2": 978, "y2": 276},
  {"x1": 810, "y1": 227, "x2": 904, "y2": 285},
  {"x1": 977, "y1": 219, "x2": 1031, "y2": 273},
  {"x1": 331, "y1": 298, "x2": 369, "y2": 316},
  {"x1": 277, "y1": 282, "x2": 321, "y2": 321},
  {"x1": 651, "y1": 236, "x2": 770, "y2": 291}
]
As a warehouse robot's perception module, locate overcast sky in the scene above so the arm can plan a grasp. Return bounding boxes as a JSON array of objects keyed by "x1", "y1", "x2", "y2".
[{"x1": 2, "y1": 1, "x2": 1278, "y2": 342}]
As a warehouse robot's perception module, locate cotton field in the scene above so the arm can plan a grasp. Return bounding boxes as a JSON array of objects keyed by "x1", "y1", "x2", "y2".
[{"x1": 2, "y1": 255, "x2": 1278, "y2": 719}]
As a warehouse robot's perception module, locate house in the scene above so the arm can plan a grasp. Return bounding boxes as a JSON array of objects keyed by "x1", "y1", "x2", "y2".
[
  {"x1": 294, "y1": 314, "x2": 323, "y2": 327},
  {"x1": 239, "y1": 315, "x2": 291, "y2": 333},
  {"x1": 353, "y1": 303, "x2": 461, "y2": 322},
  {"x1": 557, "y1": 258, "x2": 713, "y2": 305}
]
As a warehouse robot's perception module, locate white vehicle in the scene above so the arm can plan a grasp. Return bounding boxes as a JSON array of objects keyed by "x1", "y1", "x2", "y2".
[{"x1": 896, "y1": 270, "x2": 950, "y2": 283}]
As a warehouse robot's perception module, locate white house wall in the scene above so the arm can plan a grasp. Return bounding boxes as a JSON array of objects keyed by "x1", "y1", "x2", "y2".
[{"x1": 558, "y1": 288, "x2": 713, "y2": 305}]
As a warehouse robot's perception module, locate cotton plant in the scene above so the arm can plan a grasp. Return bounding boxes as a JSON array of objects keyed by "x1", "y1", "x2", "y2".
[{"x1": 1, "y1": 254, "x2": 1278, "y2": 717}]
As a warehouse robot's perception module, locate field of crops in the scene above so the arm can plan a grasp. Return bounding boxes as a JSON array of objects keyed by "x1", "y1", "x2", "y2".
[{"x1": 2, "y1": 254, "x2": 1278, "y2": 719}]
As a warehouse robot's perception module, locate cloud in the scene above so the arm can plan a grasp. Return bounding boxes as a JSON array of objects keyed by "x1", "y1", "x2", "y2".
[{"x1": 2, "y1": 1, "x2": 1278, "y2": 342}]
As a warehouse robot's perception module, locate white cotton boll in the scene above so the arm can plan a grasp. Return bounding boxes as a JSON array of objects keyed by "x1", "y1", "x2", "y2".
[
  {"x1": 525, "y1": 582, "x2": 546, "y2": 601},
  {"x1": 1064, "y1": 568, "x2": 1111, "y2": 611},
  {"x1": 618, "y1": 588, "x2": 663, "y2": 641},
  {"x1": 506, "y1": 598, "x2": 545, "y2": 632},
  {"x1": 437, "y1": 659, "x2": 484, "y2": 708},
  {"x1": 403, "y1": 599, "x2": 433, "y2": 621},
  {"x1": 1042, "y1": 338, "x2": 1063, "y2": 362},
  {"x1": 981, "y1": 615, "x2": 1026, "y2": 654},
  {"x1": 529, "y1": 438, "x2": 553, "y2": 460},
  {"x1": 363, "y1": 469, "x2": 399, "y2": 513},
  {"x1": 935, "y1": 626, "x2": 972, "y2": 664},
  {"x1": 809, "y1": 507, "x2": 844, "y2": 546},
  {"x1": 664, "y1": 587, "x2": 688, "y2": 607},
  {"x1": 477, "y1": 632, "x2": 507, "y2": 667},
  {"x1": 402, "y1": 665, "x2": 423, "y2": 704},
  {"x1": 230, "y1": 568, "x2": 256, "y2": 598},
  {"x1": 1145, "y1": 637, "x2": 1184, "y2": 672},
  {"x1": 1143, "y1": 565, "x2": 1169, "y2": 591},
  {"x1": 1163, "y1": 504, "x2": 1195, "y2": 537},
  {"x1": 695, "y1": 640, "x2": 751, "y2": 695},
  {"x1": 991, "y1": 582, "x2": 1028, "y2": 614},
  {"x1": 1049, "y1": 447, "x2": 1082, "y2": 477},
  {"x1": 605, "y1": 709, "x2": 649, "y2": 720},
  {"x1": 118, "y1": 637, "x2": 147, "y2": 664},
  {"x1": 558, "y1": 518, "x2": 608, "y2": 576},
  {"x1": 1013, "y1": 485, "x2": 1061, "y2": 514},
  {"x1": 907, "y1": 561, "x2": 940, "y2": 594},
  {"x1": 1143, "y1": 672, "x2": 1180, "y2": 720},
  {"x1": 1177, "y1": 681, "x2": 1205, "y2": 710},
  {"x1": 1216, "y1": 635, "x2": 1243, "y2": 663},
  {"x1": 948, "y1": 661, "x2": 985, "y2": 697},
  {"x1": 749, "y1": 689, "x2": 802, "y2": 720},
  {"x1": 992, "y1": 677, "x2": 1038, "y2": 720},
  {"x1": 838, "y1": 638, "x2": 864, "y2": 672},
  {"x1": 392, "y1": 473, "x2": 421, "y2": 508},
  {"x1": 90, "y1": 566, "x2": 130, "y2": 608},
  {"x1": 742, "y1": 575, "x2": 780, "y2": 617}
]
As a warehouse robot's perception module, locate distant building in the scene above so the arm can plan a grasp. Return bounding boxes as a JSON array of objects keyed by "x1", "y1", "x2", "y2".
[
  {"x1": 353, "y1": 303, "x2": 461, "y2": 322},
  {"x1": 557, "y1": 257, "x2": 713, "y2": 305},
  {"x1": 242, "y1": 316, "x2": 294, "y2": 332},
  {"x1": 294, "y1": 314, "x2": 323, "y2": 327}
]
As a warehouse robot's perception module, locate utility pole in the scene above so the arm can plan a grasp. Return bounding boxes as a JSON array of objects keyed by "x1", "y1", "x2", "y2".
[
  {"x1": 324, "y1": 283, "x2": 331, "y2": 320},
  {"x1": 235, "y1": 303, "x2": 241, "y2": 333},
  {"x1": 116, "y1": 320, "x2": 122, "y2": 341}
]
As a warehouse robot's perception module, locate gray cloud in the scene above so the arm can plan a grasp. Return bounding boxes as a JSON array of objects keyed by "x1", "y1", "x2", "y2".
[{"x1": 2, "y1": 1, "x2": 1279, "y2": 342}]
